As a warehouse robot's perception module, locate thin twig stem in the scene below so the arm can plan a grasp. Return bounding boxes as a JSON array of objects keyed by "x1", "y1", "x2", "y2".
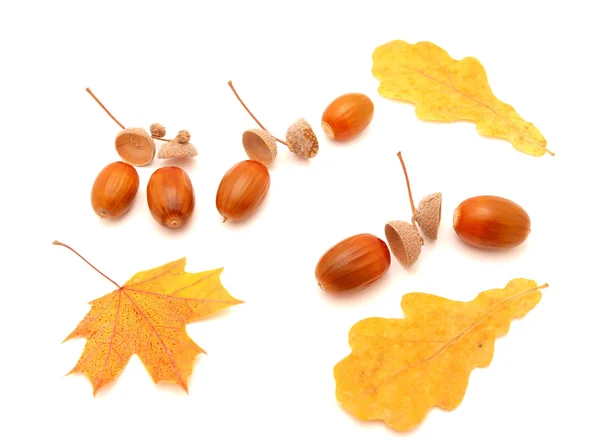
[
  {"x1": 53, "y1": 240, "x2": 121, "y2": 289},
  {"x1": 85, "y1": 87, "x2": 126, "y2": 130},
  {"x1": 227, "y1": 80, "x2": 287, "y2": 146},
  {"x1": 397, "y1": 151, "x2": 416, "y2": 216}
]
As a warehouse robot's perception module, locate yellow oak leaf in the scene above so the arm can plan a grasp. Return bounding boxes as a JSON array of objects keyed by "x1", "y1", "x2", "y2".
[
  {"x1": 372, "y1": 40, "x2": 553, "y2": 157},
  {"x1": 55, "y1": 241, "x2": 243, "y2": 395},
  {"x1": 333, "y1": 278, "x2": 548, "y2": 432}
]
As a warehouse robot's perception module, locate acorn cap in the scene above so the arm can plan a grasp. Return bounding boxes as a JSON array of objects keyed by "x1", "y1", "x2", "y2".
[
  {"x1": 242, "y1": 128, "x2": 277, "y2": 167},
  {"x1": 115, "y1": 127, "x2": 156, "y2": 166},
  {"x1": 157, "y1": 130, "x2": 198, "y2": 159},
  {"x1": 285, "y1": 118, "x2": 319, "y2": 158},
  {"x1": 384, "y1": 220, "x2": 423, "y2": 268},
  {"x1": 415, "y1": 192, "x2": 442, "y2": 240},
  {"x1": 150, "y1": 123, "x2": 166, "y2": 138}
]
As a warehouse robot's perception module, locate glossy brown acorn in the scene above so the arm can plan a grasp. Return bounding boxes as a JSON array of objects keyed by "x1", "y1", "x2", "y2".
[
  {"x1": 147, "y1": 166, "x2": 195, "y2": 229},
  {"x1": 91, "y1": 161, "x2": 139, "y2": 218},
  {"x1": 315, "y1": 233, "x2": 391, "y2": 294},
  {"x1": 216, "y1": 160, "x2": 270, "y2": 222},
  {"x1": 453, "y1": 195, "x2": 531, "y2": 249},
  {"x1": 321, "y1": 93, "x2": 374, "y2": 141}
]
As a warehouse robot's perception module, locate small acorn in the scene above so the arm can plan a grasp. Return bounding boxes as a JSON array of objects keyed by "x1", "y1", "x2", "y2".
[
  {"x1": 216, "y1": 159, "x2": 270, "y2": 222},
  {"x1": 315, "y1": 233, "x2": 391, "y2": 294},
  {"x1": 147, "y1": 166, "x2": 195, "y2": 229},
  {"x1": 321, "y1": 92, "x2": 374, "y2": 141},
  {"x1": 158, "y1": 130, "x2": 198, "y2": 159},
  {"x1": 86, "y1": 87, "x2": 176, "y2": 166},
  {"x1": 150, "y1": 123, "x2": 167, "y2": 138},
  {"x1": 228, "y1": 80, "x2": 319, "y2": 165},
  {"x1": 453, "y1": 195, "x2": 531, "y2": 249},
  {"x1": 91, "y1": 161, "x2": 139, "y2": 219},
  {"x1": 285, "y1": 118, "x2": 319, "y2": 159}
]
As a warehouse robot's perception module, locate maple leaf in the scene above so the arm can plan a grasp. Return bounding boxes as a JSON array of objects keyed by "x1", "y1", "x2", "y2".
[
  {"x1": 372, "y1": 40, "x2": 553, "y2": 157},
  {"x1": 54, "y1": 241, "x2": 243, "y2": 395},
  {"x1": 333, "y1": 278, "x2": 548, "y2": 432}
]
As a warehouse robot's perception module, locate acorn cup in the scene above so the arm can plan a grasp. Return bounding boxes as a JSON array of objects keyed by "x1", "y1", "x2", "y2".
[
  {"x1": 158, "y1": 130, "x2": 198, "y2": 159},
  {"x1": 384, "y1": 152, "x2": 442, "y2": 268},
  {"x1": 228, "y1": 81, "x2": 319, "y2": 167},
  {"x1": 414, "y1": 192, "x2": 442, "y2": 240}
]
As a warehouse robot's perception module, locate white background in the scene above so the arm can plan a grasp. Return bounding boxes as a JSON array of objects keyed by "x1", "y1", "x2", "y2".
[{"x1": 1, "y1": 1, "x2": 598, "y2": 442}]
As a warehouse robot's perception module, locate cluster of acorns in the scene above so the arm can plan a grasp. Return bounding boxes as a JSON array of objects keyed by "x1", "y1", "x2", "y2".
[
  {"x1": 214, "y1": 82, "x2": 375, "y2": 222},
  {"x1": 313, "y1": 153, "x2": 533, "y2": 295},
  {"x1": 87, "y1": 88, "x2": 199, "y2": 229},
  {"x1": 87, "y1": 84, "x2": 533, "y2": 292},
  {"x1": 87, "y1": 84, "x2": 376, "y2": 228}
]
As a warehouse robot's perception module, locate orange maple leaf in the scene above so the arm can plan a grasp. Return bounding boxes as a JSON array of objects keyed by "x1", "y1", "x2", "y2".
[{"x1": 54, "y1": 241, "x2": 243, "y2": 395}]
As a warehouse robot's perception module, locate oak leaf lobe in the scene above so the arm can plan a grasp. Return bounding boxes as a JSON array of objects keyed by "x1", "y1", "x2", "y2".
[
  {"x1": 372, "y1": 40, "x2": 552, "y2": 156},
  {"x1": 333, "y1": 278, "x2": 547, "y2": 431}
]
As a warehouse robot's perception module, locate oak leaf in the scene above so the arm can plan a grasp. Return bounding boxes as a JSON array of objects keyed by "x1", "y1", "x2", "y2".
[
  {"x1": 372, "y1": 40, "x2": 553, "y2": 156},
  {"x1": 55, "y1": 241, "x2": 243, "y2": 395},
  {"x1": 333, "y1": 278, "x2": 548, "y2": 432}
]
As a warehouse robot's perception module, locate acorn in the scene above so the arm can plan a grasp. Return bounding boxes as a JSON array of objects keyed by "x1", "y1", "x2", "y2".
[
  {"x1": 91, "y1": 161, "x2": 139, "y2": 219},
  {"x1": 158, "y1": 130, "x2": 198, "y2": 159},
  {"x1": 147, "y1": 166, "x2": 195, "y2": 229},
  {"x1": 453, "y1": 195, "x2": 531, "y2": 249},
  {"x1": 315, "y1": 233, "x2": 391, "y2": 294},
  {"x1": 228, "y1": 81, "x2": 319, "y2": 166},
  {"x1": 216, "y1": 159, "x2": 270, "y2": 222},
  {"x1": 321, "y1": 92, "x2": 374, "y2": 141}
]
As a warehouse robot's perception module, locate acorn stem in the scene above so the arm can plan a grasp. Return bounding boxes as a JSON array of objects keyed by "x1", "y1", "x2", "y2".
[
  {"x1": 85, "y1": 87, "x2": 126, "y2": 130},
  {"x1": 53, "y1": 240, "x2": 121, "y2": 289},
  {"x1": 397, "y1": 151, "x2": 417, "y2": 217},
  {"x1": 153, "y1": 136, "x2": 172, "y2": 142},
  {"x1": 227, "y1": 80, "x2": 288, "y2": 147}
]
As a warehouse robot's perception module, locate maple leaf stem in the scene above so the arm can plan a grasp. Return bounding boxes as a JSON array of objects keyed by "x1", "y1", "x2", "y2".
[
  {"x1": 397, "y1": 151, "x2": 417, "y2": 217},
  {"x1": 227, "y1": 80, "x2": 288, "y2": 146},
  {"x1": 53, "y1": 240, "x2": 121, "y2": 289}
]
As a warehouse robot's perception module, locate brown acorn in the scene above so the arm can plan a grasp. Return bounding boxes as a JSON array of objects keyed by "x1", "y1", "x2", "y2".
[
  {"x1": 321, "y1": 92, "x2": 374, "y2": 141},
  {"x1": 453, "y1": 195, "x2": 531, "y2": 249},
  {"x1": 147, "y1": 166, "x2": 195, "y2": 229},
  {"x1": 315, "y1": 233, "x2": 391, "y2": 293},
  {"x1": 91, "y1": 161, "x2": 139, "y2": 219},
  {"x1": 216, "y1": 160, "x2": 270, "y2": 222}
]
